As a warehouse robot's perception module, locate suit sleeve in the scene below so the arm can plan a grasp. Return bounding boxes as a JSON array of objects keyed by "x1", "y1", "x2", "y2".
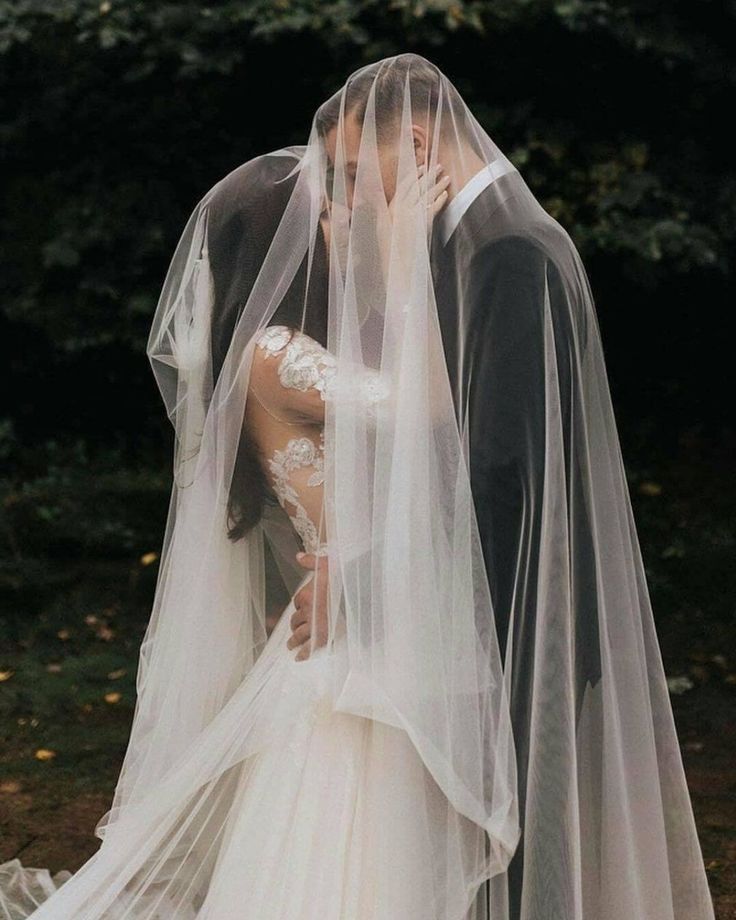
[
  {"x1": 464, "y1": 236, "x2": 546, "y2": 658},
  {"x1": 465, "y1": 235, "x2": 601, "y2": 701}
]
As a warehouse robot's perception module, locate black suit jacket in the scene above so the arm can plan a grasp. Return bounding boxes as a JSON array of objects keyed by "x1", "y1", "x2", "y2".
[{"x1": 430, "y1": 184, "x2": 602, "y2": 916}]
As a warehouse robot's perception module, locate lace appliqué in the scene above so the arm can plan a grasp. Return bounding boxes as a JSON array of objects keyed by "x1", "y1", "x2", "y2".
[
  {"x1": 254, "y1": 324, "x2": 389, "y2": 556},
  {"x1": 256, "y1": 325, "x2": 337, "y2": 401},
  {"x1": 266, "y1": 433, "x2": 326, "y2": 555},
  {"x1": 254, "y1": 326, "x2": 334, "y2": 555},
  {"x1": 255, "y1": 324, "x2": 390, "y2": 409}
]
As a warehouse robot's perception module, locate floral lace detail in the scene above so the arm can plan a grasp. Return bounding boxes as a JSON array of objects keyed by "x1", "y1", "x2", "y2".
[
  {"x1": 254, "y1": 324, "x2": 390, "y2": 556},
  {"x1": 256, "y1": 325, "x2": 337, "y2": 400},
  {"x1": 254, "y1": 325, "x2": 336, "y2": 555},
  {"x1": 266, "y1": 433, "x2": 326, "y2": 555},
  {"x1": 356, "y1": 370, "x2": 391, "y2": 404},
  {"x1": 255, "y1": 324, "x2": 390, "y2": 408}
]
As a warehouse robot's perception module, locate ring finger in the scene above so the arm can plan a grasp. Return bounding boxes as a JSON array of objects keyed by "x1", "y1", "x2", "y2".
[{"x1": 287, "y1": 623, "x2": 311, "y2": 650}]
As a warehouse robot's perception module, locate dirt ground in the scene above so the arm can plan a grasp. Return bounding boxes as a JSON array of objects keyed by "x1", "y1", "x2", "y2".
[
  {"x1": 1, "y1": 683, "x2": 733, "y2": 917},
  {"x1": 674, "y1": 684, "x2": 736, "y2": 919}
]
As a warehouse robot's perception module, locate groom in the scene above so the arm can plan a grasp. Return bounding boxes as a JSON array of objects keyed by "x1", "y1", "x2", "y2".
[
  {"x1": 293, "y1": 74, "x2": 599, "y2": 691},
  {"x1": 293, "y1": 60, "x2": 603, "y2": 918}
]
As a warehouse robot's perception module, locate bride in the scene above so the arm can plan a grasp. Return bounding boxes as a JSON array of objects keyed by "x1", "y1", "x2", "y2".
[{"x1": 0, "y1": 54, "x2": 715, "y2": 920}]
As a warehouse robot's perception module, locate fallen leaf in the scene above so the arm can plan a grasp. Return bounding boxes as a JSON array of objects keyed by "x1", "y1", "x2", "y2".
[
  {"x1": 0, "y1": 780, "x2": 21, "y2": 793},
  {"x1": 34, "y1": 749, "x2": 56, "y2": 761},
  {"x1": 683, "y1": 740, "x2": 704, "y2": 752},
  {"x1": 666, "y1": 675, "x2": 694, "y2": 694}
]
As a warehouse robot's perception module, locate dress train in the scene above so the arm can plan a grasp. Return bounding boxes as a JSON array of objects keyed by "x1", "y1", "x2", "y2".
[{"x1": 0, "y1": 573, "x2": 491, "y2": 920}]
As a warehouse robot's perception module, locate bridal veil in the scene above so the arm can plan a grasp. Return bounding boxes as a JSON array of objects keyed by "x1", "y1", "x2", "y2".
[{"x1": 0, "y1": 52, "x2": 714, "y2": 920}]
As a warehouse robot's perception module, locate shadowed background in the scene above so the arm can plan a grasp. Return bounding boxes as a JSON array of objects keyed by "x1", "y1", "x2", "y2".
[{"x1": 0, "y1": 3, "x2": 733, "y2": 916}]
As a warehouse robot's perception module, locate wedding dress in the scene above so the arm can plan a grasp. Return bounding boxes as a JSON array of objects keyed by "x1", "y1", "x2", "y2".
[
  {"x1": 197, "y1": 324, "x2": 491, "y2": 920},
  {"x1": 0, "y1": 323, "x2": 497, "y2": 920}
]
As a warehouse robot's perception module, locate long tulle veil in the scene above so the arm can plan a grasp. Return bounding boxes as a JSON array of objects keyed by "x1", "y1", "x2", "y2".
[{"x1": 0, "y1": 52, "x2": 715, "y2": 920}]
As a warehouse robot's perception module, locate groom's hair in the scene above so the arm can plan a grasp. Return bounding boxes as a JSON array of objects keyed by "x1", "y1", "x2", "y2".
[{"x1": 315, "y1": 53, "x2": 471, "y2": 148}]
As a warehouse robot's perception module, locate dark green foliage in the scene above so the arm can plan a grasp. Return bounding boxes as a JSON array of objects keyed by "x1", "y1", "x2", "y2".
[{"x1": 0, "y1": 0, "x2": 732, "y2": 689}]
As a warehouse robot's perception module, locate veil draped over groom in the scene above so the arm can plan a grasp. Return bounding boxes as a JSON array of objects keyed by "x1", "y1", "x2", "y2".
[
  {"x1": 302, "y1": 54, "x2": 714, "y2": 920},
  {"x1": 0, "y1": 53, "x2": 714, "y2": 920}
]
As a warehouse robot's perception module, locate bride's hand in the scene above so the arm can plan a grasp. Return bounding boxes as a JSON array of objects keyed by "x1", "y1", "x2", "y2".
[
  {"x1": 287, "y1": 551, "x2": 330, "y2": 661},
  {"x1": 388, "y1": 163, "x2": 450, "y2": 233},
  {"x1": 379, "y1": 163, "x2": 449, "y2": 279}
]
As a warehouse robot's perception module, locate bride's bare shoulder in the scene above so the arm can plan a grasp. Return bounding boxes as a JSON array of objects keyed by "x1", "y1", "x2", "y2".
[{"x1": 248, "y1": 325, "x2": 336, "y2": 424}]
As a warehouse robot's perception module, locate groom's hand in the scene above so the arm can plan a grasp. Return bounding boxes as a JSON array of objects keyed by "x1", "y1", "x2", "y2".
[{"x1": 287, "y1": 551, "x2": 330, "y2": 661}]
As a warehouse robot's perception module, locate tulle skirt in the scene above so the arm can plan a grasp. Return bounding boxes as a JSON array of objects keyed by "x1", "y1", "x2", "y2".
[
  {"x1": 0, "y1": 578, "x2": 491, "y2": 919},
  {"x1": 194, "y1": 583, "x2": 491, "y2": 920}
]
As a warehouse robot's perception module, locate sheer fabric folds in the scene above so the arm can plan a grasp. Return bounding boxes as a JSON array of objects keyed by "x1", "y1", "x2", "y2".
[{"x1": 0, "y1": 53, "x2": 714, "y2": 920}]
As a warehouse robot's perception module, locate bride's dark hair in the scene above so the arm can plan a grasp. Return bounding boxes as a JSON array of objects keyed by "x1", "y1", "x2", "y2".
[{"x1": 207, "y1": 156, "x2": 329, "y2": 543}]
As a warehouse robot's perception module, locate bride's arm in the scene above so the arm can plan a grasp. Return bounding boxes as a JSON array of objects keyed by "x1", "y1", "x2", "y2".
[
  {"x1": 249, "y1": 314, "x2": 393, "y2": 427},
  {"x1": 248, "y1": 325, "x2": 336, "y2": 425}
]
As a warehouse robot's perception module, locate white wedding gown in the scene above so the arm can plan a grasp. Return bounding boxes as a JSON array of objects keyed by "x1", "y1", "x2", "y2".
[{"x1": 0, "y1": 326, "x2": 490, "y2": 920}]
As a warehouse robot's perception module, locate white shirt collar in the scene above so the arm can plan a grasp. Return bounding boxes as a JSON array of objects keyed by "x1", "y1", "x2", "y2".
[{"x1": 437, "y1": 158, "x2": 517, "y2": 247}]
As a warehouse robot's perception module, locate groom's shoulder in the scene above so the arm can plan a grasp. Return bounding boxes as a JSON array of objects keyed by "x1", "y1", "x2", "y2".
[
  {"x1": 465, "y1": 232, "x2": 571, "y2": 338},
  {"x1": 469, "y1": 231, "x2": 569, "y2": 298},
  {"x1": 471, "y1": 233, "x2": 546, "y2": 276}
]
